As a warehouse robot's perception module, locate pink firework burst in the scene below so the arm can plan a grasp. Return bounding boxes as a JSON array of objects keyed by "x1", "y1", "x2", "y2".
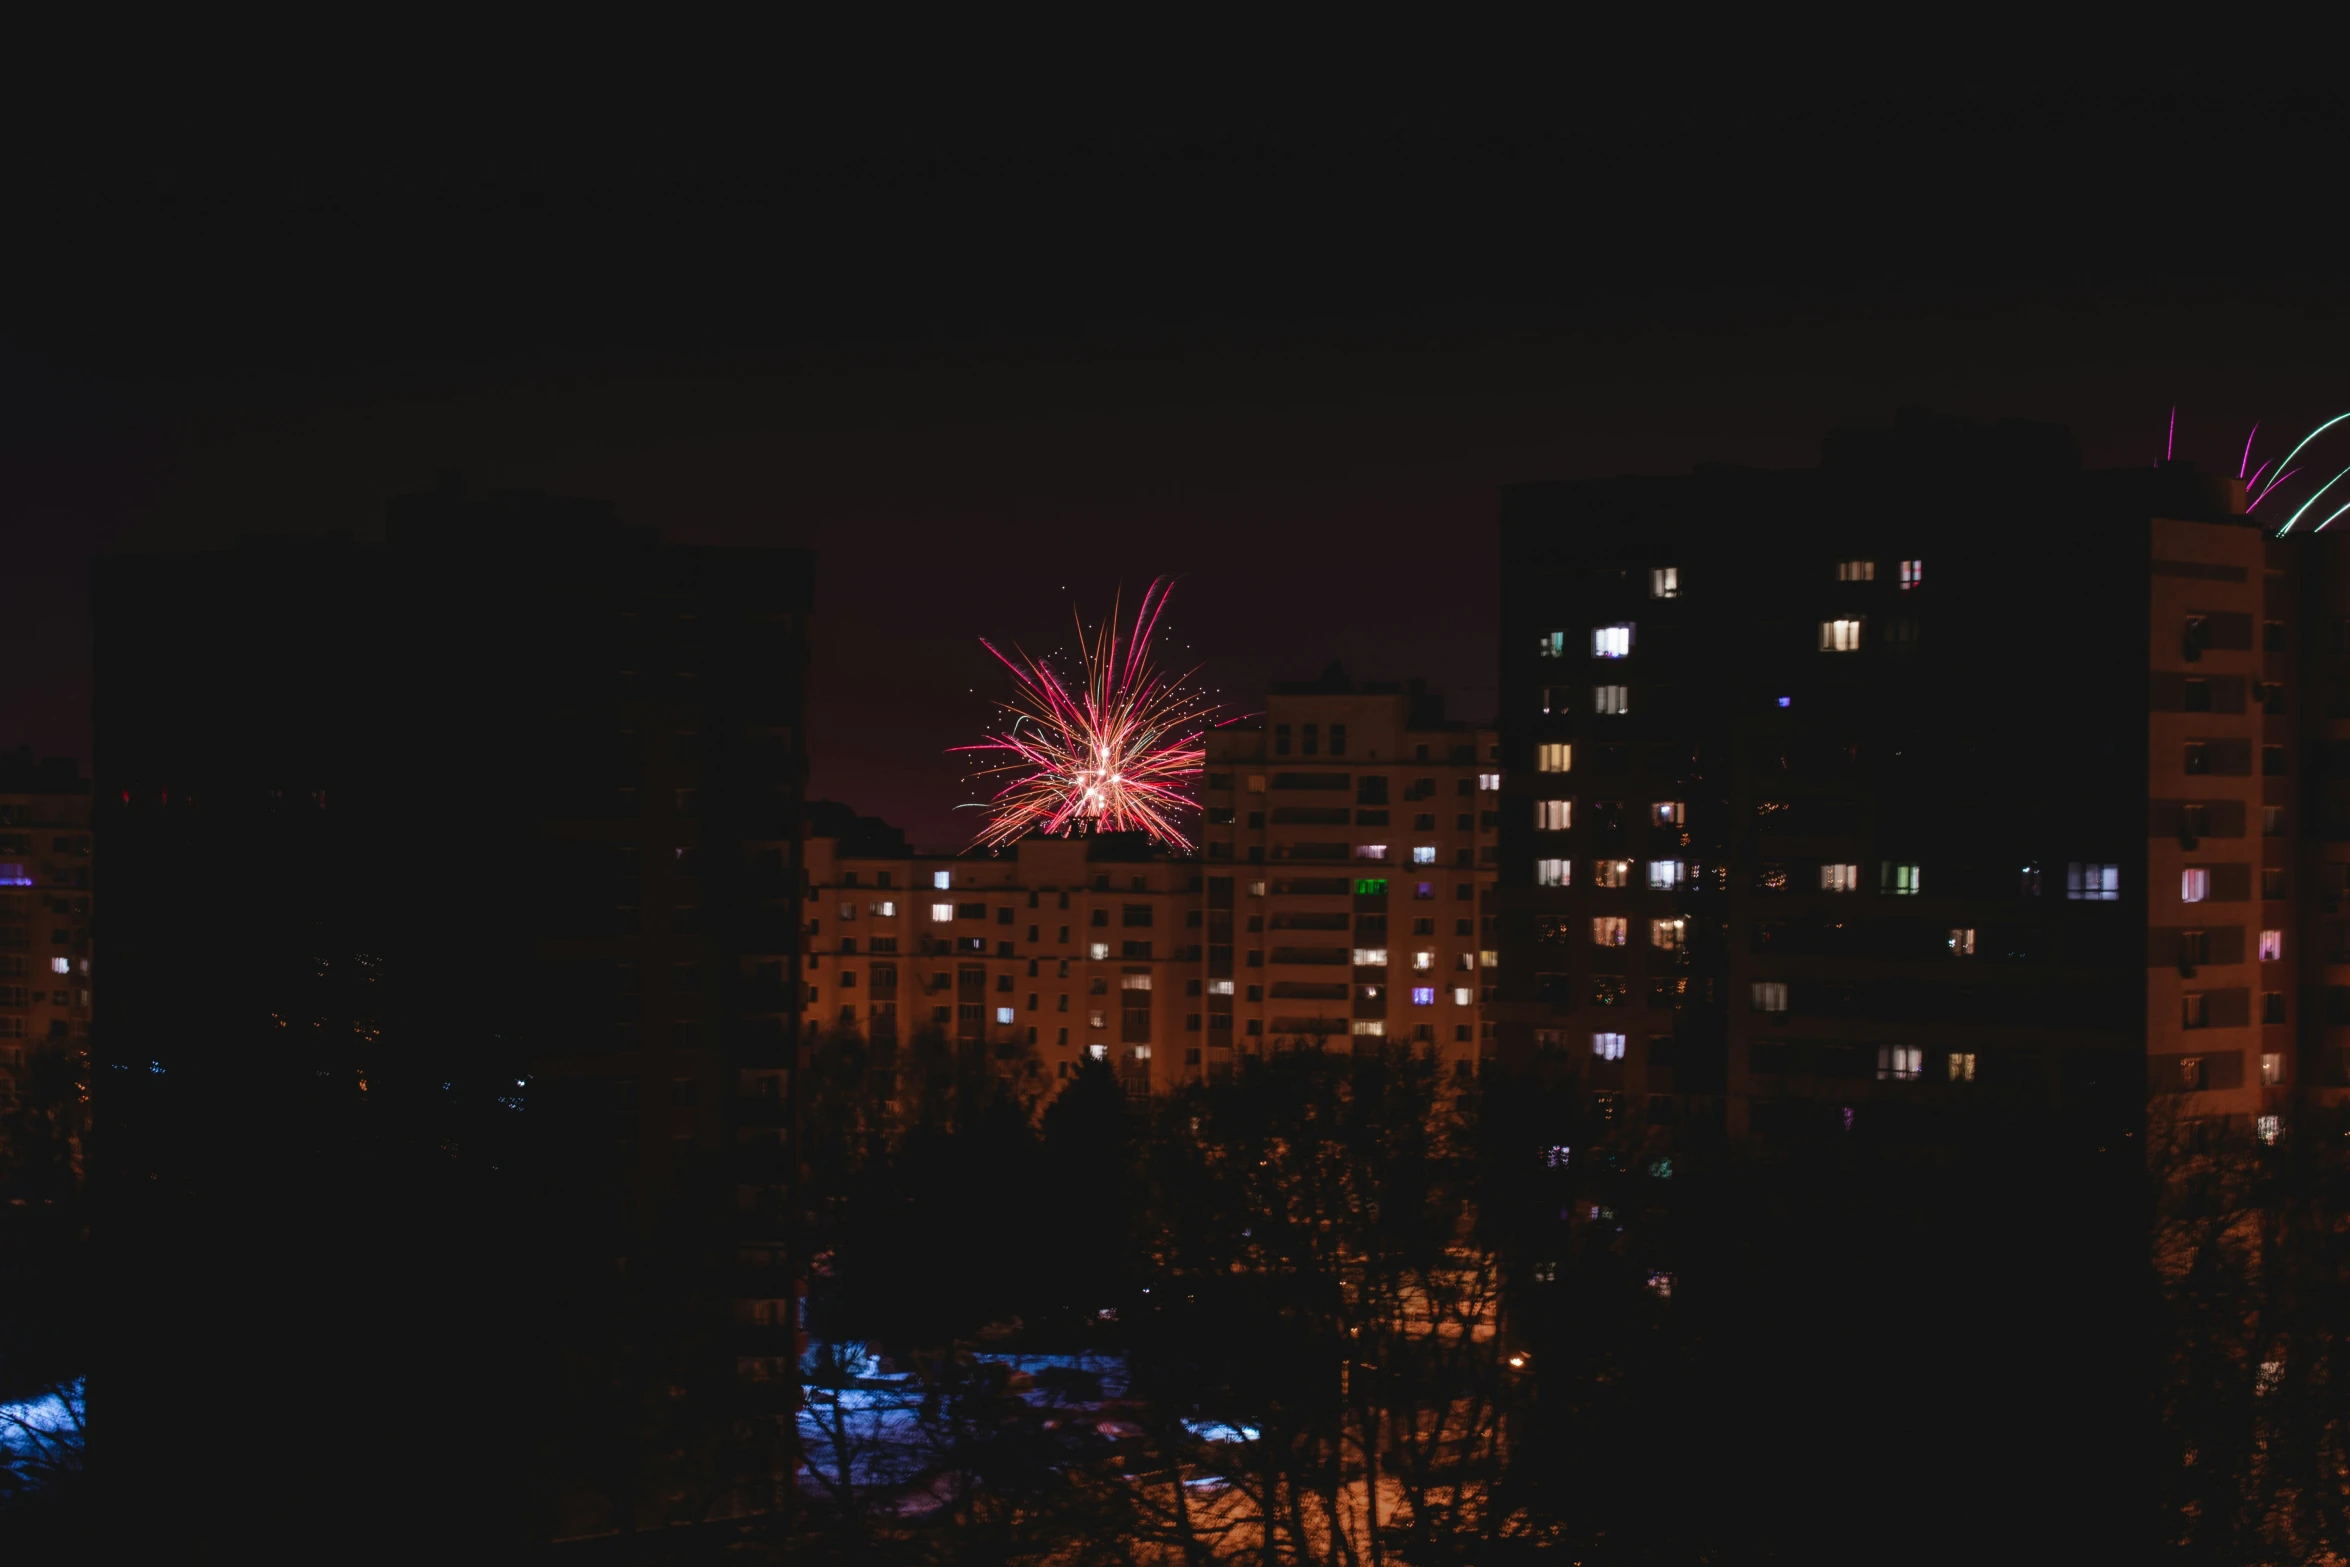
[{"x1": 955, "y1": 578, "x2": 1213, "y2": 851}]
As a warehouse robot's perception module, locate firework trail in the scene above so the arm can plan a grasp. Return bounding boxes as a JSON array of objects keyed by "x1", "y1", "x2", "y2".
[
  {"x1": 2236, "y1": 411, "x2": 2350, "y2": 534},
  {"x1": 954, "y1": 578, "x2": 1213, "y2": 851}
]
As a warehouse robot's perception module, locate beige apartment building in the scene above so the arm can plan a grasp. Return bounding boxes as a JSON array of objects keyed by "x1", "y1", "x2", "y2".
[
  {"x1": 801, "y1": 816, "x2": 1202, "y2": 1092},
  {"x1": 0, "y1": 751, "x2": 92, "y2": 1109},
  {"x1": 1198, "y1": 673, "x2": 1500, "y2": 1073}
]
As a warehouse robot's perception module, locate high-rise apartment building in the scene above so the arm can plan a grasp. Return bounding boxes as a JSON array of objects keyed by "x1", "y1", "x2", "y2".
[
  {"x1": 1200, "y1": 671, "x2": 1499, "y2": 1071},
  {"x1": 1495, "y1": 411, "x2": 2329, "y2": 1138},
  {"x1": 95, "y1": 484, "x2": 809, "y2": 1545},
  {"x1": 803, "y1": 808, "x2": 1199, "y2": 1091},
  {"x1": 0, "y1": 750, "x2": 91, "y2": 1112}
]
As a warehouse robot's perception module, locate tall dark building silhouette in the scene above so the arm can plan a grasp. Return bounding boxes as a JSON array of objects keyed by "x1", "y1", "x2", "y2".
[
  {"x1": 94, "y1": 484, "x2": 810, "y2": 1549},
  {"x1": 1495, "y1": 410, "x2": 2337, "y2": 1140}
]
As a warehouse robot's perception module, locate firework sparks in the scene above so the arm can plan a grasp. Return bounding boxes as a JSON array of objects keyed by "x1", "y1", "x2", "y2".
[
  {"x1": 954, "y1": 579, "x2": 1212, "y2": 851},
  {"x1": 2235, "y1": 411, "x2": 2350, "y2": 533}
]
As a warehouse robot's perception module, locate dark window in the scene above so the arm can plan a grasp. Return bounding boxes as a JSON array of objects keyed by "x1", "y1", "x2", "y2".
[
  {"x1": 1122, "y1": 904, "x2": 1154, "y2": 927},
  {"x1": 1330, "y1": 724, "x2": 1348, "y2": 756},
  {"x1": 997, "y1": 906, "x2": 1014, "y2": 924},
  {"x1": 1123, "y1": 941, "x2": 1153, "y2": 959},
  {"x1": 1091, "y1": 909, "x2": 1109, "y2": 927},
  {"x1": 1303, "y1": 723, "x2": 1320, "y2": 756},
  {"x1": 2264, "y1": 868, "x2": 2287, "y2": 900},
  {"x1": 2183, "y1": 678, "x2": 2211, "y2": 712},
  {"x1": 2264, "y1": 745, "x2": 2288, "y2": 776},
  {"x1": 2185, "y1": 743, "x2": 2209, "y2": 775},
  {"x1": 957, "y1": 902, "x2": 986, "y2": 920},
  {"x1": 1275, "y1": 724, "x2": 1292, "y2": 756},
  {"x1": 2264, "y1": 619, "x2": 2288, "y2": 651},
  {"x1": 2264, "y1": 992, "x2": 2287, "y2": 1024}
]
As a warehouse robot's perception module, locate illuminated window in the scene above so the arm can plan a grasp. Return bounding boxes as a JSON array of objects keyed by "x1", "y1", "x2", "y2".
[
  {"x1": 2181, "y1": 868, "x2": 2210, "y2": 903},
  {"x1": 48, "y1": 957, "x2": 69, "y2": 975},
  {"x1": 2263, "y1": 1052, "x2": 2285, "y2": 1086},
  {"x1": 1592, "y1": 1031, "x2": 1626, "y2": 1061},
  {"x1": 1536, "y1": 743, "x2": 1571, "y2": 773},
  {"x1": 1949, "y1": 927, "x2": 1975, "y2": 956},
  {"x1": 933, "y1": 871, "x2": 951, "y2": 890},
  {"x1": 995, "y1": 1006, "x2": 1014, "y2": 1025},
  {"x1": 1820, "y1": 863, "x2": 1859, "y2": 893},
  {"x1": 1535, "y1": 799, "x2": 1571, "y2": 831},
  {"x1": 930, "y1": 902, "x2": 954, "y2": 923},
  {"x1": 1899, "y1": 559, "x2": 1922, "y2": 589},
  {"x1": 1353, "y1": 947, "x2": 1388, "y2": 966},
  {"x1": 1877, "y1": 1046, "x2": 1922, "y2": 1081},
  {"x1": 1650, "y1": 566, "x2": 1679, "y2": 599},
  {"x1": 1647, "y1": 859, "x2": 1684, "y2": 891},
  {"x1": 1480, "y1": 949, "x2": 1500, "y2": 968},
  {"x1": 871, "y1": 900, "x2": 896, "y2": 917},
  {"x1": 2258, "y1": 1114, "x2": 2281, "y2": 1145},
  {"x1": 1478, "y1": 772, "x2": 1500, "y2": 792},
  {"x1": 1457, "y1": 952, "x2": 1476, "y2": 970},
  {"x1": 2067, "y1": 863, "x2": 2119, "y2": 901},
  {"x1": 1089, "y1": 942, "x2": 1110, "y2": 960},
  {"x1": 1592, "y1": 917, "x2": 1628, "y2": 947},
  {"x1": 1356, "y1": 844, "x2": 1389, "y2": 862},
  {"x1": 1412, "y1": 845, "x2": 1437, "y2": 864},
  {"x1": 1414, "y1": 880, "x2": 1434, "y2": 899},
  {"x1": 1411, "y1": 986, "x2": 1435, "y2": 1006},
  {"x1": 1650, "y1": 917, "x2": 1684, "y2": 950},
  {"x1": 1836, "y1": 559, "x2": 1875, "y2": 582},
  {"x1": 1122, "y1": 972, "x2": 1151, "y2": 992},
  {"x1": 1594, "y1": 685, "x2": 1629, "y2": 715},
  {"x1": 1651, "y1": 800, "x2": 1684, "y2": 826},
  {"x1": 1537, "y1": 631, "x2": 1566, "y2": 657},
  {"x1": 1248, "y1": 880, "x2": 1267, "y2": 897},
  {"x1": 1411, "y1": 950, "x2": 1434, "y2": 971},
  {"x1": 1247, "y1": 775, "x2": 1266, "y2": 793},
  {"x1": 1819, "y1": 618, "x2": 1864, "y2": 652},
  {"x1": 1536, "y1": 858, "x2": 1570, "y2": 887},
  {"x1": 1948, "y1": 1052, "x2": 1976, "y2": 1081},
  {"x1": 1452, "y1": 986, "x2": 1474, "y2": 1005},
  {"x1": 2261, "y1": 929, "x2": 2283, "y2": 961},
  {"x1": 1354, "y1": 878, "x2": 1388, "y2": 895},
  {"x1": 1595, "y1": 859, "x2": 1631, "y2": 889},
  {"x1": 1087, "y1": 1043, "x2": 1107, "y2": 1060},
  {"x1": 1592, "y1": 624, "x2": 1634, "y2": 659},
  {"x1": 1883, "y1": 863, "x2": 1922, "y2": 896},
  {"x1": 1089, "y1": 1009, "x2": 1107, "y2": 1028},
  {"x1": 1352, "y1": 1019, "x2": 1386, "y2": 1036},
  {"x1": 1751, "y1": 981, "x2": 1788, "y2": 1013}
]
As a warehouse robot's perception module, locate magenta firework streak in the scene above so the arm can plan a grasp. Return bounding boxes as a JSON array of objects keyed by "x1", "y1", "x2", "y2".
[{"x1": 956, "y1": 579, "x2": 1212, "y2": 851}]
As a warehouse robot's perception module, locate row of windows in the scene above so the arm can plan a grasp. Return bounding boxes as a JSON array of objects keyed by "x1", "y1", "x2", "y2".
[
  {"x1": 1537, "y1": 858, "x2": 1690, "y2": 890},
  {"x1": 1533, "y1": 799, "x2": 1688, "y2": 829}
]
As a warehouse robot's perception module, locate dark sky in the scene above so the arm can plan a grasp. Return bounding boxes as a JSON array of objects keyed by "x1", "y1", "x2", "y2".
[{"x1": 8, "y1": 94, "x2": 2350, "y2": 846}]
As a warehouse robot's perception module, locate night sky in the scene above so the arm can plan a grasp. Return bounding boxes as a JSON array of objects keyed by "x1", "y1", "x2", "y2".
[{"x1": 7, "y1": 97, "x2": 2349, "y2": 846}]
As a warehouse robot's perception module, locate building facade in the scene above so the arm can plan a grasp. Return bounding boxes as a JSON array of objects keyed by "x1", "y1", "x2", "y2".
[
  {"x1": 95, "y1": 484, "x2": 810, "y2": 1543},
  {"x1": 1495, "y1": 411, "x2": 2330, "y2": 1140},
  {"x1": 1199, "y1": 672, "x2": 1499, "y2": 1072},
  {"x1": 0, "y1": 751, "x2": 91, "y2": 1113},
  {"x1": 804, "y1": 812, "x2": 1199, "y2": 1092}
]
